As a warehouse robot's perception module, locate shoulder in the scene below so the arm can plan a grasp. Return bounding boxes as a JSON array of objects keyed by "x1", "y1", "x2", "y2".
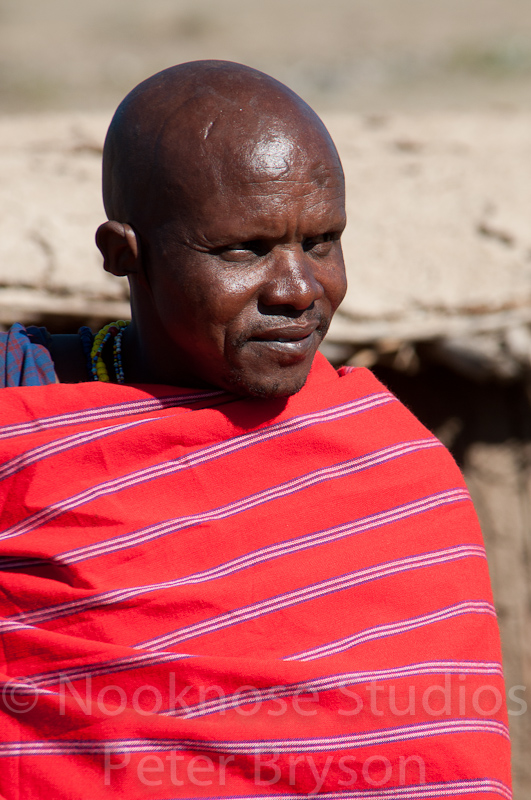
[
  {"x1": 0, "y1": 323, "x2": 56, "y2": 386},
  {"x1": 48, "y1": 333, "x2": 91, "y2": 383},
  {"x1": 0, "y1": 324, "x2": 90, "y2": 386}
]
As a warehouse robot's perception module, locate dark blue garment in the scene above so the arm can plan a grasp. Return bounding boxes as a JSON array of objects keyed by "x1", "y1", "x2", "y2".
[{"x1": 0, "y1": 323, "x2": 56, "y2": 387}]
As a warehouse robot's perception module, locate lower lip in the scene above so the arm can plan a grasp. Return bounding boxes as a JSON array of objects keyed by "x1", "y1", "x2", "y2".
[{"x1": 249, "y1": 333, "x2": 316, "y2": 358}]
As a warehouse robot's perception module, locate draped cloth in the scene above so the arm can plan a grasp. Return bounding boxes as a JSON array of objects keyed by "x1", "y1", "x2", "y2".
[
  {"x1": 0, "y1": 323, "x2": 56, "y2": 388},
  {"x1": 0, "y1": 354, "x2": 511, "y2": 799}
]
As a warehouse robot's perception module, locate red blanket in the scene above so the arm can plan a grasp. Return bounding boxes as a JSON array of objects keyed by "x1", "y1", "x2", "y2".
[{"x1": 0, "y1": 354, "x2": 511, "y2": 799}]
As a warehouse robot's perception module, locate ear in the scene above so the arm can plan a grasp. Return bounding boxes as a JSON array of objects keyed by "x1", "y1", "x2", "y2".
[{"x1": 95, "y1": 221, "x2": 141, "y2": 277}]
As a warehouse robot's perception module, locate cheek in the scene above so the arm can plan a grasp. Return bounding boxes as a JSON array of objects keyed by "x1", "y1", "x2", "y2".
[
  {"x1": 191, "y1": 270, "x2": 263, "y2": 328},
  {"x1": 334, "y1": 270, "x2": 348, "y2": 307},
  {"x1": 321, "y1": 257, "x2": 347, "y2": 310},
  {"x1": 154, "y1": 276, "x2": 253, "y2": 347},
  {"x1": 166, "y1": 249, "x2": 261, "y2": 320}
]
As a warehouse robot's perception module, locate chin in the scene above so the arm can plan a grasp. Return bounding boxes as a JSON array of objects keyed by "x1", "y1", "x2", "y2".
[{"x1": 226, "y1": 369, "x2": 310, "y2": 400}]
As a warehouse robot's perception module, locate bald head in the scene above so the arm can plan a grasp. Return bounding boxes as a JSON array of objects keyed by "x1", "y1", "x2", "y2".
[
  {"x1": 102, "y1": 60, "x2": 343, "y2": 231},
  {"x1": 97, "y1": 61, "x2": 346, "y2": 397}
]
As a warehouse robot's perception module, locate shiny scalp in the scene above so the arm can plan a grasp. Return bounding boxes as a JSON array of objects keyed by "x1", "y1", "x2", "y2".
[{"x1": 101, "y1": 60, "x2": 344, "y2": 231}]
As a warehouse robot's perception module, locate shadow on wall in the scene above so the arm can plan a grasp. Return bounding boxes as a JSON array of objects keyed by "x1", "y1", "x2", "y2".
[
  {"x1": 370, "y1": 354, "x2": 531, "y2": 799},
  {"x1": 371, "y1": 356, "x2": 531, "y2": 465}
]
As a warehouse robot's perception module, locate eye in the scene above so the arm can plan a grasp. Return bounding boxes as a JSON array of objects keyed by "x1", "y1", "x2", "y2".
[
  {"x1": 302, "y1": 233, "x2": 339, "y2": 256},
  {"x1": 215, "y1": 240, "x2": 269, "y2": 262}
]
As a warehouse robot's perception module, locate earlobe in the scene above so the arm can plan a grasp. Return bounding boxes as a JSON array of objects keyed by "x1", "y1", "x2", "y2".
[{"x1": 95, "y1": 221, "x2": 141, "y2": 277}]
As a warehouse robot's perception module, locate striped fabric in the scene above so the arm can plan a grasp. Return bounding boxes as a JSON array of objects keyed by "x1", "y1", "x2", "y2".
[{"x1": 0, "y1": 354, "x2": 511, "y2": 799}]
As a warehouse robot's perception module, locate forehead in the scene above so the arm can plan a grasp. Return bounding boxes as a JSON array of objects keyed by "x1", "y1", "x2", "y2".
[
  {"x1": 226, "y1": 128, "x2": 342, "y2": 191},
  {"x1": 156, "y1": 122, "x2": 345, "y2": 240}
]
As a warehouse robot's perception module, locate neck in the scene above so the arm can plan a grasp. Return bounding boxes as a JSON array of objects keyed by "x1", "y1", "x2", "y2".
[{"x1": 121, "y1": 321, "x2": 208, "y2": 388}]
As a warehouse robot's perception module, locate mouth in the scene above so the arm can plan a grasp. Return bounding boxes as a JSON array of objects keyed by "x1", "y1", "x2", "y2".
[
  {"x1": 250, "y1": 323, "x2": 319, "y2": 343},
  {"x1": 247, "y1": 324, "x2": 320, "y2": 359}
]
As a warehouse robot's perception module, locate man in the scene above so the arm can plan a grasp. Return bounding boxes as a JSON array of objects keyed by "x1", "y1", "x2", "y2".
[{"x1": 0, "y1": 62, "x2": 511, "y2": 799}]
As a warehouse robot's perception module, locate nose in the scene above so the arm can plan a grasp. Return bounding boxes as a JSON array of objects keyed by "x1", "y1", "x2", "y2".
[{"x1": 260, "y1": 245, "x2": 324, "y2": 312}]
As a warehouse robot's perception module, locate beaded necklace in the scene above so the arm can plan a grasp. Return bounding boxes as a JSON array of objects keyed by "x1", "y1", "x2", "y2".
[{"x1": 89, "y1": 320, "x2": 129, "y2": 383}]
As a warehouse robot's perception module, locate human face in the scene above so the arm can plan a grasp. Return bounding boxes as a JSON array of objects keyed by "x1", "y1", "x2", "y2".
[{"x1": 140, "y1": 135, "x2": 347, "y2": 397}]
